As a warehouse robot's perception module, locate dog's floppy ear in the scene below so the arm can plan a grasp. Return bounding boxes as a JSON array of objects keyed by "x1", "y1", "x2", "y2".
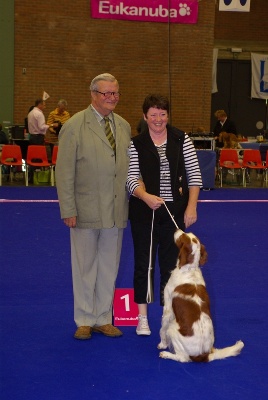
[
  {"x1": 177, "y1": 234, "x2": 194, "y2": 267},
  {"x1": 199, "y1": 244, "x2": 208, "y2": 266}
]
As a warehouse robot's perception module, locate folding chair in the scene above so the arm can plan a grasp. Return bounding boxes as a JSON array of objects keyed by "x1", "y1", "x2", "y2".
[
  {"x1": 26, "y1": 145, "x2": 52, "y2": 186},
  {"x1": 218, "y1": 149, "x2": 242, "y2": 187},
  {"x1": 264, "y1": 150, "x2": 268, "y2": 187},
  {"x1": 51, "y1": 145, "x2": 58, "y2": 186},
  {"x1": 242, "y1": 149, "x2": 265, "y2": 187},
  {"x1": 0, "y1": 145, "x2": 24, "y2": 186}
]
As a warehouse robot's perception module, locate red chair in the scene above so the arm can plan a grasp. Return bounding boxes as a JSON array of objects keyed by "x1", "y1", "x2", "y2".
[
  {"x1": 242, "y1": 149, "x2": 265, "y2": 187},
  {"x1": 218, "y1": 149, "x2": 242, "y2": 187},
  {"x1": 51, "y1": 145, "x2": 58, "y2": 186},
  {"x1": 26, "y1": 145, "x2": 51, "y2": 186},
  {"x1": 0, "y1": 145, "x2": 24, "y2": 186},
  {"x1": 264, "y1": 151, "x2": 268, "y2": 187}
]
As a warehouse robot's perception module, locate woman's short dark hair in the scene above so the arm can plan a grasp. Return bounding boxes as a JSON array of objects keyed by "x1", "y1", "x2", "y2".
[{"x1": 142, "y1": 94, "x2": 169, "y2": 116}]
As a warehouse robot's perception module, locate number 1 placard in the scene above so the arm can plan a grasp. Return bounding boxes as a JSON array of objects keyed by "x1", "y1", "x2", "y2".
[{"x1": 113, "y1": 288, "x2": 139, "y2": 326}]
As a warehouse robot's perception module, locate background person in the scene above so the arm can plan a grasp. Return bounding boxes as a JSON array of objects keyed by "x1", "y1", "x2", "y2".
[
  {"x1": 24, "y1": 106, "x2": 34, "y2": 133},
  {"x1": 28, "y1": 99, "x2": 58, "y2": 145},
  {"x1": 0, "y1": 124, "x2": 9, "y2": 145},
  {"x1": 136, "y1": 118, "x2": 148, "y2": 135},
  {"x1": 0, "y1": 124, "x2": 9, "y2": 168},
  {"x1": 213, "y1": 109, "x2": 237, "y2": 148},
  {"x1": 27, "y1": 99, "x2": 59, "y2": 183},
  {"x1": 127, "y1": 94, "x2": 202, "y2": 336},
  {"x1": 55, "y1": 73, "x2": 131, "y2": 340},
  {"x1": 46, "y1": 99, "x2": 70, "y2": 153}
]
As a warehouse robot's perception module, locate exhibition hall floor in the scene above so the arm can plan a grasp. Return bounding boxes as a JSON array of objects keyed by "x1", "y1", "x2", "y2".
[{"x1": 1, "y1": 187, "x2": 268, "y2": 400}]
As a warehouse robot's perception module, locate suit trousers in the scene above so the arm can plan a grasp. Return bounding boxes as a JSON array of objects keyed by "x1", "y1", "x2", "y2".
[{"x1": 70, "y1": 226, "x2": 124, "y2": 327}]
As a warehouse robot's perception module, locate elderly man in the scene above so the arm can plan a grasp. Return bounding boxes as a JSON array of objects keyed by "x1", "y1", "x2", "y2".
[{"x1": 56, "y1": 73, "x2": 131, "y2": 340}]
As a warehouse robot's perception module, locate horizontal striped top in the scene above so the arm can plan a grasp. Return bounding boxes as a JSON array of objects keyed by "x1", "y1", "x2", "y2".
[{"x1": 127, "y1": 133, "x2": 202, "y2": 201}]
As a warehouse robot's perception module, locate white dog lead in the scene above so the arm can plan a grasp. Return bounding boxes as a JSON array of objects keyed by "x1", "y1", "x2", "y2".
[
  {"x1": 163, "y1": 202, "x2": 179, "y2": 229},
  {"x1": 146, "y1": 202, "x2": 179, "y2": 303},
  {"x1": 146, "y1": 209, "x2": 155, "y2": 303}
]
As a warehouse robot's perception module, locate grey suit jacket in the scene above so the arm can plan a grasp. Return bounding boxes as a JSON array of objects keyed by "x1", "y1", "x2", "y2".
[{"x1": 56, "y1": 105, "x2": 131, "y2": 229}]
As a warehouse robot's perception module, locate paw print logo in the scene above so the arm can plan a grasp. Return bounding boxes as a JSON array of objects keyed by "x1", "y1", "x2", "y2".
[{"x1": 178, "y1": 3, "x2": 191, "y2": 17}]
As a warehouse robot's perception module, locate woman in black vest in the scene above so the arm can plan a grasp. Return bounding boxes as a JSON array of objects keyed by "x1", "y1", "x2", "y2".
[{"x1": 127, "y1": 94, "x2": 202, "y2": 336}]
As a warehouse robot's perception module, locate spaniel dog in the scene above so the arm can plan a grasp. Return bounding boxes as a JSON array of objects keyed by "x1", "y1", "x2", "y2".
[{"x1": 158, "y1": 229, "x2": 244, "y2": 362}]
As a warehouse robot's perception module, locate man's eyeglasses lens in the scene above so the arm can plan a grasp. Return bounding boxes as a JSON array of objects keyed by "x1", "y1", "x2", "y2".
[{"x1": 95, "y1": 91, "x2": 121, "y2": 98}]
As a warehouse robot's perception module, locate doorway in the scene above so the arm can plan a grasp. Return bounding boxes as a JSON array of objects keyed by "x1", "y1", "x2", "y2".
[{"x1": 211, "y1": 59, "x2": 267, "y2": 137}]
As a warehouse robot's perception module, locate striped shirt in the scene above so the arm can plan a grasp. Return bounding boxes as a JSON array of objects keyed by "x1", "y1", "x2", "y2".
[
  {"x1": 127, "y1": 133, "x2": 202, "y2": 201},
  {"x1": 47, "y1": 108, "x2": 71, "y2": 126}
]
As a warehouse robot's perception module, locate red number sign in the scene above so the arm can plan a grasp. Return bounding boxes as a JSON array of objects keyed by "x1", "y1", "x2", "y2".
[{"x1": 113, "y1": 288, "x2": 139, "y2": 326}]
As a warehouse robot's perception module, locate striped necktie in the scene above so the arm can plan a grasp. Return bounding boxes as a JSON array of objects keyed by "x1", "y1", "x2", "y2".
[{"x1": 104, "y1": 117, "x2": 116, "y2": 154}]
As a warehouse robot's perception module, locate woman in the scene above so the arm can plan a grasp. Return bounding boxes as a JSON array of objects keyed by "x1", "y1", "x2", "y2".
[
  {"x1": 127, "y1": 94, "x2": 202, "y2": 336},
  {"x1": 213, "y1": 109, "x2": 237, "y2": 148}
]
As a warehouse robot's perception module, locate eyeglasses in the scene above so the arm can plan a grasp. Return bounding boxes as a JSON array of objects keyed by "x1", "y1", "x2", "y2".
[{"x1": 94, "y1": 91, "x2": 121, "y2": 98}]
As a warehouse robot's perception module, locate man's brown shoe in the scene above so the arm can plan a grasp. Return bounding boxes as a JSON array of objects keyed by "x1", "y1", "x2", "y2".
[
  {"x1": 74, "y1": 326, "x2": 92, "y2": 340},
  {"x1": 92, "y1": 324, "x2": 123, "y2": 337}
]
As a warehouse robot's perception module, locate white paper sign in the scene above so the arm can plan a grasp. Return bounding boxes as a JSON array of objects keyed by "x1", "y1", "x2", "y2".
[{"x1": 219, "y1": 0, "x2": 250, "y2": 12}]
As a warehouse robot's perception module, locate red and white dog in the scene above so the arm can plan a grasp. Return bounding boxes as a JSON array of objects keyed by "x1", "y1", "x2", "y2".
[{"x1": 158, "y1": 229, "x2": 244, "y2": 362}]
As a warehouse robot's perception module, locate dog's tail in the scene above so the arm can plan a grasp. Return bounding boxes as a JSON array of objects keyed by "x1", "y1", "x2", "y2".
[{"x1": 208, "y1": 340, "x2": 244, "y2": 362}]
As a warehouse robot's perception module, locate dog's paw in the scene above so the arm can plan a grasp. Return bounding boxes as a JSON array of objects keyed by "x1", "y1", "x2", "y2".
[
  {"x1": 157, "y1": 341, "x2": 167, "y2": 350},
  {"x1": 159, "y1": 351, "x2": 170, "y2": 359},
  {"x1": 235, "y1": 340, "x2": 244, "y2": 353}
]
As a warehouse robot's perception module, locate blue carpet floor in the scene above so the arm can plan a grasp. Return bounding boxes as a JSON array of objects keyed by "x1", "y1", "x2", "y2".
[{"x1": 1, "y1": 187, "x2": 268, "y2": 400}]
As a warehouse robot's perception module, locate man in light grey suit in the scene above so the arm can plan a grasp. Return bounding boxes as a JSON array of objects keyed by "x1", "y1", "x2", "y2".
[{"x1": 56, "y1": 73, "x2": 131, "y2": 340}]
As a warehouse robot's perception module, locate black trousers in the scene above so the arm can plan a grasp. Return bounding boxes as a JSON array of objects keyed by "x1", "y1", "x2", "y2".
[
  {"x1": 29, "y1": 134, "x2": 45, "y2": 145},
  {"x1": 130, "y1": 202, "x2": 185, "y2": 306}
]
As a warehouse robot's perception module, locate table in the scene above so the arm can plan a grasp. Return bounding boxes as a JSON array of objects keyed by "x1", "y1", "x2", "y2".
[
  {"x1": 196, "y1": 150, "x2": 216, "y2": 189},
  {"x1": 192, "y1": 137, "x2": 215, "y2": 151},
  {"x1": 239, "y1": 142, "x2": 260, "y2": 150},
  {"x1": 240, "y1": 142, "x2": 268, "y2": 161}
]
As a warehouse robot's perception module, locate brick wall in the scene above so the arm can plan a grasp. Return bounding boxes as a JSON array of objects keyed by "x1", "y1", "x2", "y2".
[
  {"x1": 14, "y1": 1, "x2": 267, "y2": 135},
  {"x1": 215, "y1": 1, "x2": 268, "y2": 41}
]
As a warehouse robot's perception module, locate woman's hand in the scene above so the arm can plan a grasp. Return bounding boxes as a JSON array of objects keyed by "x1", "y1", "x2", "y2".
[
  {"x1": 133, "y1": 184, "x2": 164, "y2": 210},
  {"x1": 184, "y1": 206, "x2": 197, "y2": 228},
  {"x1": 184, "y1": 186, "x2": 199, "y2": 228},
  {"x1": 142, "y1": 193, "x2": 164, "y2": 210}
]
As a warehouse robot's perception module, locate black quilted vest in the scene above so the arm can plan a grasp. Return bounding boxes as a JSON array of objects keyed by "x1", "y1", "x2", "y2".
[{"x1": 129, "y1": 125, "x2": 189, "y2": 223}]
